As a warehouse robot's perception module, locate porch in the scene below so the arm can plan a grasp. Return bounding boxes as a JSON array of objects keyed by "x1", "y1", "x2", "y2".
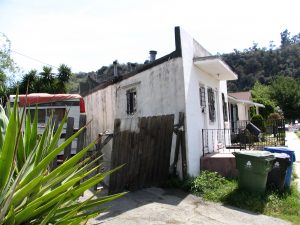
[{"x1": 200, "y1": 119, "x2": 285, "y2": 177}]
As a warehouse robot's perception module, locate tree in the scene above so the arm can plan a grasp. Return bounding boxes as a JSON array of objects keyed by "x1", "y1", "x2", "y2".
[
  {"x1": 16, "y1": 64, "x2": 73, "y2": 94},
  {"x1": 223, "y1": 29, "x2": 300, "y2": 92},
  {"x1": 19, "y1": 69, "x2": 38, "y2": 94},
  {"x1": 57, "y1": 64, "x2": 72, "y2": 93},
  {"x1": 40, "y1": 66, "x2": 54, "y2": 93},
  {"x1": 270, "y1": 76, "x2": 300, "y2": 121},
  {"x1": 280, "y1": 29, "x2": 292, "y2": 48},
  {"x1": 251, "y1": 81, "x2": 276, "y2": 119},
  {"x1": 0, "y1": 33, "x2": 17, "y2": 101}
]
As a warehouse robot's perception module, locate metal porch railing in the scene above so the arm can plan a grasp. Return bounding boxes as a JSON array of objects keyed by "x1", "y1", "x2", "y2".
[{"x1": 202, "y1": 119, "x2": 285, "y2": 155}]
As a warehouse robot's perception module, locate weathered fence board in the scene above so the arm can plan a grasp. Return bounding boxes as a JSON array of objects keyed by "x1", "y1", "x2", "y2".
[
  {"x1": 64, "y1": 117, "x2": 75, "y2": 160},
  {"x1": 109, "y1": 114, "x2": 174, "y2": 194},
  {"x1": 76, "y1": 114, "x2": 87, "y2": 154}
]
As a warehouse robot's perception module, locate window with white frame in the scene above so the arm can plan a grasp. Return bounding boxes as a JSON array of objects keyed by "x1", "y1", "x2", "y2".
[
  {"x1": 199, "y1": 85, "x2": 206, "y2": 107},
  {"x1": 126, "y1": 88, "x2": 137, "y2": 115},
  {"x1": 207, "y1": 88, "x2": 215, "y2": 122}
]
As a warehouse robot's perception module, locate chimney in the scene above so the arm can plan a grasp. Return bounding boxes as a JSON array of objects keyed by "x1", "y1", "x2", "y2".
[
  {"x1": 113, "y1": 60, "x2": 118, "y2": 77},
  {"x1": 149, "y1": 50, "x2": 157, "y2": 62}
]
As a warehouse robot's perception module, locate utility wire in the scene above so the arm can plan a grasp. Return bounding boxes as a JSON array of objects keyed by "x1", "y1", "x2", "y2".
[{"x1": 10, "y1": 49, "x2": 59, "y2": 69}]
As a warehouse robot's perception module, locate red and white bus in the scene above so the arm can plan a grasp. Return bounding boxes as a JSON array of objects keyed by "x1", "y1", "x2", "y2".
[
  {"x1": 9, "y1": 93, "x2": 86, "y2": 154},
  {"x1": 10, "y1": 93, "x2": 85, "y2": 125}
]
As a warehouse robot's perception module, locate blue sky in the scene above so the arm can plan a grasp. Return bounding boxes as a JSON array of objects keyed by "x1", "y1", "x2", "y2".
[{"x1": 0, "y1": 0, "x2": 299, "y2": 74}]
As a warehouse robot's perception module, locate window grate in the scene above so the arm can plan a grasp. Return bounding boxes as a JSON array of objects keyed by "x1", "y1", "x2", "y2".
[
  {"x1": 222, "y1": 93, "x2": 228, "y2": 121},
  {"x1": 126, "y1": 88, "x2": 137, "y2": 115},
  {"x1": 199, "y1": 86, "x2": 206, "y2": 107},
  {"x1": 208, "y1": 88, "x2": 215, "y2": 122}
]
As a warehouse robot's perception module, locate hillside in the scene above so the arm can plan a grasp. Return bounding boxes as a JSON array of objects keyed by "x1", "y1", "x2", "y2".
[{"x1": 223, "y1": 29, "x2": 300, "y2": 92}]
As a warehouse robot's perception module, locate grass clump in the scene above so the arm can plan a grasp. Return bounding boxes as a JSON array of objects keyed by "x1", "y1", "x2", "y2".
[
  {"x1": 191, "y1": 171, "x2": 236, "y2": 201},
  {"x1": 179, "y1": 170, "x2": 300, "y2": 225}
]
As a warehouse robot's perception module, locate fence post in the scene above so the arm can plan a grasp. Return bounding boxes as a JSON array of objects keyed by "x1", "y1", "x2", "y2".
[
  {"x1": 77, "y1": 114, "x2": 87, "y2": 154},
  {"x1": 64, "y1": 117, "x2": 74, "y2": 161},
  {"x1": 94, "y1": 133, "x2": 102, "y2": 191}
]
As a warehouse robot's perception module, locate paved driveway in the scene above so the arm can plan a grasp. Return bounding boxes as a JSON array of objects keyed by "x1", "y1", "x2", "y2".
[
  {"x1": 86, "y1": 188, "x2": 290, "y2": 225},
  {"x1": 286, "y1": 131, "x2": 300, "y2": 191}
]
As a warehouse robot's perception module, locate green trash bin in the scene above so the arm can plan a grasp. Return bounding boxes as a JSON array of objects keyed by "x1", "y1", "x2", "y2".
[{"x1": 233, "y1": 151, "x2": 275, "y2": 193}]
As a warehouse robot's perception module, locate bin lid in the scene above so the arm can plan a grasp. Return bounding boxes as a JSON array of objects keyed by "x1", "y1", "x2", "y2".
[
  {"x1": 233, "y1": 150, "x2": 275, "y2": 159},
  {"x1": 264, "y1": 146, "x2": 296, "y2": 162},
  {"x1": 271, "y1": 152, "x2": 290, "y2": 160}
]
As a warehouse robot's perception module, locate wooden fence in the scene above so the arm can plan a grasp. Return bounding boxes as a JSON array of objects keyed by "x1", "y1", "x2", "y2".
[
  {"x1": 109, "y1": 114, "x2": 175, "y2": 194},
  {"x1": 51, "y1": 114, "x2": 87, "y2": 169}
]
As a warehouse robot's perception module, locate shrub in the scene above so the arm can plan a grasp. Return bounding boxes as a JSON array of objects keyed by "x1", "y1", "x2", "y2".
[
  {"x1": 0, "y1": 96, "x2": 124, "y2": 225},
  {"x1": 268, "y1": 112, "x2": 283, "y2": 120},
  {"x1": 251, "y1": 114, "x2": 266, "y2": 132},
  {"x1": 191, "y1": 171, "x2": 236, "y2": 201}
]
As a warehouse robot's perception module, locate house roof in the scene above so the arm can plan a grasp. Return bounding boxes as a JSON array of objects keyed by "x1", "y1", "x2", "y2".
[
  {"x1": 228, "y1": 91, "x2": 264, "y2": 108},
  {"x1": 228, "y1": 91, "x2": 251, "y2": 101},
  {"x1": 193, "y1": 56, "x2": 238, "y2": 81}
]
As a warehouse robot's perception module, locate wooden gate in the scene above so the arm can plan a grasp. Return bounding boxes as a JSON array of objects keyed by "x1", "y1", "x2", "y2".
[{"x1": 109, "y1": 115, "x2": 174, "y2": 194}]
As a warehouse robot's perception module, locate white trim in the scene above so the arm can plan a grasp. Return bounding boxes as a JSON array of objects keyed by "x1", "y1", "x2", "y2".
[{"x1": 227, "y1": 96, "x2": 265, "y2": 108}]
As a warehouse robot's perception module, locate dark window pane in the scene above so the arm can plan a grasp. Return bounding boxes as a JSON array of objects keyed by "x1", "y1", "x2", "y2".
[
  {"x1": 199, "y1": 86, "x2": 206, "y2": 107},
  {"x1": 208, "y1": 88, "x2": 215, "y2": 122},
  {"x1": 222, "y1": 93, "x2": 228, "y2": 121},
  {"x1": 126, "y1": 88, "x2": 137, "y2": 115}
]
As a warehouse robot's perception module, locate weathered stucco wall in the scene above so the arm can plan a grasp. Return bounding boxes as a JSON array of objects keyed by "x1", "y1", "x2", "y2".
[
  {"x1": 84, "y1": 85, "x2": 116, "y2": 164},
  {"x1": 180, "y1": 27, "x2": 229, "y2": 176},
  {"x1": 84, "y1": 57, "x2": 185, "y2": 171},
  {"x1": 115, "y1": 58, "x2": 185, "y2": 119}
]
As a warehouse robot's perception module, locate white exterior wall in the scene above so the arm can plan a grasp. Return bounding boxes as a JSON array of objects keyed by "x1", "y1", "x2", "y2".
[
  {"x1": 237, "y1": 103, "x2": 250, "y2": 121},
  {"x1": 84, "y1": 85, "x2": 116, "y2": 164},
  {"x1": 180, "y1": 28, "x2": 229, "y2": 176},
  {"x1": 84, "y1": 57, "x2": 185, "y2": 169},
  {"x1": 115, "y1": 58, "x2": 185, "y2": 119}
]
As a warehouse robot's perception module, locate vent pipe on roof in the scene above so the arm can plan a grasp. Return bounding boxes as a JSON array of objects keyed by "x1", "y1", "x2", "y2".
[
  {"x1": 113, "y1": 60, "x2": 118, "y2": 77},
  {"x1": 149, "y1": 50, "x2": 157, "y2": 62}
]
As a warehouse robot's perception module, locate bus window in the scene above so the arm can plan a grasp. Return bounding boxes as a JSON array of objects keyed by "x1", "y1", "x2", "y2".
[{"x1": 30, "y1": 109, "x2": 46, "y2": 123}]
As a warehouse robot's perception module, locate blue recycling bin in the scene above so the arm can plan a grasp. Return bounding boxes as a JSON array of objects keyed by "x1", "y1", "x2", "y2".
[{"x1": 264, "y1": 147, "x2": 296, "y2": 188}]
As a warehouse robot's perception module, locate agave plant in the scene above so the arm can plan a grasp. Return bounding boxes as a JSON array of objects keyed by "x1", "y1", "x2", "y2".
[{"x1": 0, "y1": 96, "x2": 124, "y2": 225}]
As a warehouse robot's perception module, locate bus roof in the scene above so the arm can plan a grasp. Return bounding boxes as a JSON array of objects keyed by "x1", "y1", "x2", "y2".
[{"x1": 10, "y1": 93, "x2": 85, "y2": 113}]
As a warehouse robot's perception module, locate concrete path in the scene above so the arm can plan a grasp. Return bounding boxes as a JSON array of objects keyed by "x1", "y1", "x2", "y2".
[
  {"x1": 285, "y1": 131, "x2": 300, "y2": 191},
  {"x1": 83, "y1": 132, "x2": 300, "y2": 225},
  {"x1": 85, "y1": 188, "x2": 290, "y2": 225}
]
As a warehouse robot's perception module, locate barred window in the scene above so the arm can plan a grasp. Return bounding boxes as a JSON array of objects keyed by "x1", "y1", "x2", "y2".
[
  {"x1": 126, "y1": 88, "x2": 137, "y2": 115},
  {"x1": 222, "y1": 93, "x2": 228, "y2": 121},
  {"x1": 199, "y1": 86, "x2": 206, "y2": 107},
  {"x1": 207, "y1": 88, "x2": 215, "y2": 122}
]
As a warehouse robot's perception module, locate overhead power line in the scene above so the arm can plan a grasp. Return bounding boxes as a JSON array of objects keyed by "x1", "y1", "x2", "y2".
[{"x1": 11, "y1": 49, "x2": 59, "y2": 69}]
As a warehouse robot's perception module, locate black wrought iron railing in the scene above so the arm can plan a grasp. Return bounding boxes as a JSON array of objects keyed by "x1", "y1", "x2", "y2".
[{"x1": 202, "y1": 119, "x2": 285, "y2": 155}]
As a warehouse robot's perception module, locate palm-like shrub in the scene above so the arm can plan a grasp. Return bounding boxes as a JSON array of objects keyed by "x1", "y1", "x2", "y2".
[{"x1": 0, "y1": 97, "x2": 124, "y2": 225}]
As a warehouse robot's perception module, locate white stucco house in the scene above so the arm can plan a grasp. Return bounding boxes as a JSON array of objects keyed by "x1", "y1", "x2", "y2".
[
  {"x1": 228, "y1": 91, "x2": 265, "y2": 132},
  {"x1": 84, "y1": 27, "x2": 238, "y2": 177}
]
